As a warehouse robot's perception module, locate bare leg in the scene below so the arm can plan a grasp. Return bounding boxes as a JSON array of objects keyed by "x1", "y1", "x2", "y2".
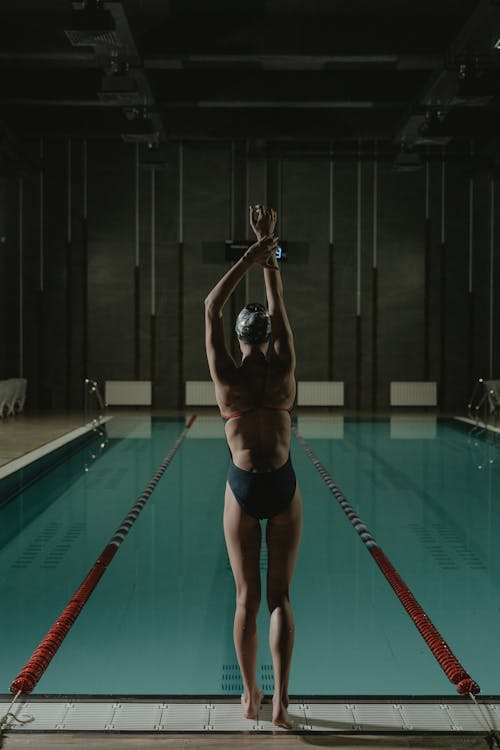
[
  {"x1": 223, "y1": 483, "x2": 263, "y2": 720},
  {"x1": 266, "y1": 487, "x2": 302, "y2": 729}
]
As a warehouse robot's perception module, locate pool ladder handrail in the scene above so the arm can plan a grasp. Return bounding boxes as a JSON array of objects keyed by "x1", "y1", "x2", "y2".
[
  {"x1": 84, "y1": 378, "x2": 106, "y2": 419},
  {"x1": 467, "y1": 378, "x2": 500, "y2": 427}
]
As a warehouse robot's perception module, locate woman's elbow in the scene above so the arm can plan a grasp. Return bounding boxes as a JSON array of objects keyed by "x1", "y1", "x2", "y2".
[{"x1": 204, "y1": 297, "x2": 220, "y2": 318}]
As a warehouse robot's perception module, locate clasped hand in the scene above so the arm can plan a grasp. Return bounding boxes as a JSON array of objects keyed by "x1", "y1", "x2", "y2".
[
  {"x1": 244, "y1": 235, "x2": 279, "y2": 268},
  {"x1": 250, "y1": 204, "x2": 277, "y2": 239},
  {"x1": 246, "y1": 204, "x2": 279, "y2": 268}
]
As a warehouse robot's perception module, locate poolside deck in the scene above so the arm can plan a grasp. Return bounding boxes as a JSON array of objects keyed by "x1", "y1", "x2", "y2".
[{"x1": 0, "y1": 728, "x2": 491, "y2": 749}]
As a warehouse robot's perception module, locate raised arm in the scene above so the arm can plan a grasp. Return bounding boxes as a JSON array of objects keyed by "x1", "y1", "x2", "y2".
[
  {"x1": 263, "y1": 261, "x2": 295, "y2": 368},
  {"x1": 249, "y1": 205, "x2": 295, "y2": 368},
  {"x1": 204, "y1": 235, "x2": 278, "y2": 380}
]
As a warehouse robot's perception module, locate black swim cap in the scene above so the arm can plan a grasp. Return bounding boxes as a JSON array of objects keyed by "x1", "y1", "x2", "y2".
[{"x1": 235, "y1": 303, "x2": 272, "y2": 345}]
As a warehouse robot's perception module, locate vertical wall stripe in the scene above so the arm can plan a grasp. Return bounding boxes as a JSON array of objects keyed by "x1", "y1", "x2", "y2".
[
  {"x1": 356, "y1": 153, "x2": 362, "y2": 316},
  {"x1": 245, "y1": 140, "x2": 249, "y2": 217},
  {"x1": 178, "y1": 141, "x2": 184, "y2": 408},
  {"x1": 38, "y1": 138, "x2": 45, "y2": 406},
  {"x1": 134, "y1": 267, "x2": 140, "y2": 381},
  {"x1": 66, "y1": 138, "x2": 73, "y2": 407},
  {"x1": 67, "y1": 138, "x2": 72, "y2": 243},
  {"x1": 425, "y1": 158, "x2": 430, "y2": 220},
  {"x1": 489, "y1": 177, "x2": 495, "y2": 379},
  {"x1": 372, "y1": 154, "x2": 378, "y2": 269},
  {"x1": 134, "y1": 144, "x2": 140, "y2": 379},
  {"x1": 39, "y1": 137, "x2": 44, "y2": 291},
  {"x1": 467, "y1": 169, "x2": 474, "y2": 393},
  {"x1": 150, "y1": 169, "x2": 156, "y2": 397},
  {"x1": 355, "y1": 146, "x2": 362, "y2": 409},
  {"x1": 18, "y1": 176, "x2": 24, "y2": 377},
  {"x1": 245, "y1": 141, "x2": 250, "y2": 302},
  {"x1": 230, "y1": 140, "x2": 235, "y2": 239},
  {"x1": 178, "y1": 142, "x2": 184, "y2": 243},
  {"x1": 441, "y1": 157, "x2": 446, "y2": 244},
  {"x1": 372, "y1": 150, "x2": 378, "y2": 409},
  {"x1": 372, "y1": 268, "x2": 378, "y2": 410},
  {"x1": 328, "y1": 156, "x2": 334, "y2": 379},
  {"x1": 264, "y1": 157, "x2": 268, "y2": 205},
  {"x1": 151, "y1": 169, "x2": 156, "y2": 316},
  {"x1": 82, "y1": 138, "x2": 87, "y2": 219},
  {"x1": 150, "y1": 314, "x2": 156, "y2": 399},
  {"x1": 82, "y1": 139, "x2": 88, "y2": 382},
  {"x1": 439, "y1": 156, "x2": 446, "y2": 407},
  {"x1": 329, "y1": 156, "x2": 334, "y2": 245},
  {"x1": 178, "y1": 240, "x2": 184, "y2": 409},
  {"x1": 468, "y1": 175, "x2": 474, "y2": 294},
  {"x1": 229, "y1": 141, "x2": 239, "y2": 357},
  {"x1": 424, "y1": 159, "x2": 431, "y2": 379},
  {"x1": 355, "y1": 318, "x2": 362, "y2": 410},
  {"x1": 278, "y1": 158, "x2": 283, "y2": 235},
  {"x1": 135, "y1": 143, "x2": 140, "y2": 266}
]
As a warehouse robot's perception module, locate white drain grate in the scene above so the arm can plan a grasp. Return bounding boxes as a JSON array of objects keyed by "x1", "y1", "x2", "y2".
[
  {"x1": 351, "y1": 703, "x2": 406, "y2": 731},
  {"x1": 208, "y1": 703, "x2": 254, "y2": 731},
  {"x1": 107, "y1": 703, "x2": 164, "y2": 731},
  {"x1": 1, "y1": 698, "x2": 499, "y2": 733},
  {"x1": 257, "y1": 702, "x2": 306, "y2": 731},
  {"x1": 161, "y1": 703, "x2": 209, "y2": 731},
  {"x1": 400, "y1": 704, "x2": 455, "y2": 731},
  {"x1": 57, "y1": 702, "x2": 115, "y2": 730},
  {"x1": 0, "y1": 700, "x2": 67, "y2": 731},
  {"x1": 303, "y1": 703, "x2": 357, "y2": 731}
]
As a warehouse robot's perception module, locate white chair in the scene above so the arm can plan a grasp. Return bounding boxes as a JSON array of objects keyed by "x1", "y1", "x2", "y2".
[
  {"x1": 0, "y1": 379, "x2": 27, "y2": 416},
  {"x1": 13, "y1": 378, "x2": 27, "y2": 413},
  {"x1": 0, "y1": 380, "x2": 17, "y2": 417},
  {"x1": 0, "y1": 380, "x2": 11, "y2": 417}
]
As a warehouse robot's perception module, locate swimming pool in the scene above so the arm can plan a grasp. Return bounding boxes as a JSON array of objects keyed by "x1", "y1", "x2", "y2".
[{"x1": 0, "y1": 415, "x2": 499, "y2": 698}]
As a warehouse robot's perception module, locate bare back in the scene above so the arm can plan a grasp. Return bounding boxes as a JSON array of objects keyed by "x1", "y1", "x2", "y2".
[
  {"x1": 204, "y1": 213, "x2": 296, "y2": 473},
  {"x1": 216, "y1": 353, "x2": 296, "y2": 472}
]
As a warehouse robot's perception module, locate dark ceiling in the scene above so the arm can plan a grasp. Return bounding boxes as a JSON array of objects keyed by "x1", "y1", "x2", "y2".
[{"x1": 1, "y1": 0, "x2": 500, "y2": 160}]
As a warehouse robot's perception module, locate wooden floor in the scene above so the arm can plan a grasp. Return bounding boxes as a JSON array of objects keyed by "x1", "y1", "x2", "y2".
[
  {"x1": 0, "y1": 411, "x2": 92, "y2": 468},
  {"x1": 0, "y1": 408, "x2": 185, "y2": 470},
  {"x1": 0, "y1": 731, "x2": 491, "y2": 749}
]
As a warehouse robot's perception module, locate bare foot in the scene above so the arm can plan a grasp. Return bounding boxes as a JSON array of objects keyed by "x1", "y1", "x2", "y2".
[
  {"x1": 241, "y1": 689, "x2": 263, "y2": 720},
  {"x1": 272, "y1": 699, "x2": 294, "y2": 729}
]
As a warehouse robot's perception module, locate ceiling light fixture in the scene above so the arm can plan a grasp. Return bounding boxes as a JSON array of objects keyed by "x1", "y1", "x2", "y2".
[{"x1": 65, "y1": 0, "x2": 118, "y2": 49}]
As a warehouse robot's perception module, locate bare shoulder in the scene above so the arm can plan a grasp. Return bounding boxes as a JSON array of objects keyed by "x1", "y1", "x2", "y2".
[
  {"x1": 269, "y1": 348, "x2": 295, "y2": 379},
  {"x1": 266, "y1": 357, "x2": 296, "y2": 406},
  {"x1": 212, "y1": 363, "x2": 244, "y2": 411}
]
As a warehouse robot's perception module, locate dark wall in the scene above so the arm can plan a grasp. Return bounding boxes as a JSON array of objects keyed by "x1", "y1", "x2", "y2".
[
  {"x1": 0, "y1": 169, "x2": 6, "y2": 379},
  {"x1": 1, "y1": 139, "x2": 499, "y2": 411}
]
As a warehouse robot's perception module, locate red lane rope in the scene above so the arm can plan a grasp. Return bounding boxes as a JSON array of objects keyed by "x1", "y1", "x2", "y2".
[
  {"x1": 294, "y1": 426, "x2": 480, "y2": 696},
  {"x1": 10, "y1": 415, "x2": 197, "y2": 696}
]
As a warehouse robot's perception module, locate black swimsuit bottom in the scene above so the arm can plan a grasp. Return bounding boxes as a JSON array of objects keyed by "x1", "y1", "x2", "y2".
[{"x1": 227, "y1": 455, "x2": 297, "y2": 520}]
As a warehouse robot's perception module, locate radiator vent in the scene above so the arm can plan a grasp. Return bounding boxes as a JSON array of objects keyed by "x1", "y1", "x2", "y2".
[
  {"x1": 185, "y1": 380, "x2": 346, "y2": 406},
  {"x1": 105, "y1": 381, "x2": 151, "y2": 406},
  {"x1": 185, "y1": 381, "x2": 217, "y2": 406},
  {"x1": 297, "y1": 381, "x2": 344, "y2": 406},
  {"x1": 390, "y1": 382, "x2": 437, "y2": 407}
]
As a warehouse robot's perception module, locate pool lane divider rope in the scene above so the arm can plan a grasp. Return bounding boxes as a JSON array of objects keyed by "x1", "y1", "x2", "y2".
[
  {"x1": 9, "y1": 415, "x2": 197, "y2": 696},
  {"x1": 293, "y1": 426, "x2": 480, "y2": 696}
]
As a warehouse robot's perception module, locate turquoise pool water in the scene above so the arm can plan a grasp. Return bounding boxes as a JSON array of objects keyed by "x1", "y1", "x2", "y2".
[{"x1": 0, "y1": 416, "x2": 499, "y2": 697}]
